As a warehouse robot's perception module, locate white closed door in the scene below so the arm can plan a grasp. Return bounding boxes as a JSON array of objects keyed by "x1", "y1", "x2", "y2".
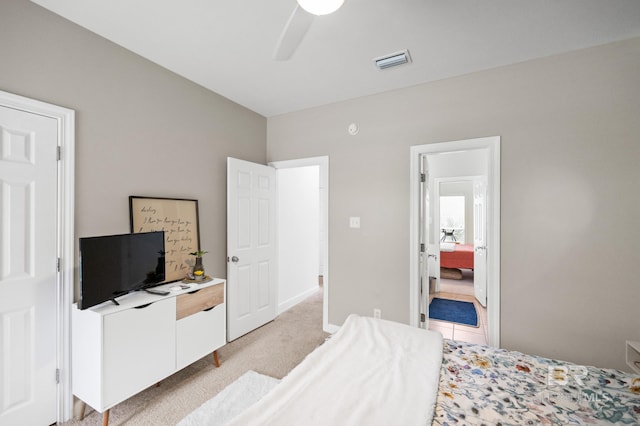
[
  {"x1": 0, "y1": 105, "x2": 59, "y2": 425},
  {"x1": 227, "y1": 158, "x2": 277, "y2": 341},
  {"x1": 473, "y1": 178, "x2": 487, "y2": 307}
]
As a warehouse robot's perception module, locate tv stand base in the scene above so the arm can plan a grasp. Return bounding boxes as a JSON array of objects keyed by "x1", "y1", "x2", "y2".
[{"x1": 72, "y1": 279, "x2": 226, "y2": 425}]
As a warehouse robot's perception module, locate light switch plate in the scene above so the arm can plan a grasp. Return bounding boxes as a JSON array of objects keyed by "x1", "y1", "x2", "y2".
[{"x1": 349, "y1": 217, "x2": 361, "y2": 228}]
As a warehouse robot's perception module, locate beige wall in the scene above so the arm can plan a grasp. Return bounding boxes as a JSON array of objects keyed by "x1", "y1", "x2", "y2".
[
  {"x1": 267, "y1": 37, "x2": 640, "y2": 371},
  {"x1": 0, "y1": 0, "x2": 266, "y2": 287}
]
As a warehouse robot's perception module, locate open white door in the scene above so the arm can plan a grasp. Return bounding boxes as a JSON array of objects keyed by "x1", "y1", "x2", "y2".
[
  {"x1": 227, "y1": 158, "x2": 277, "y2": 341},
  {"x1": 0, "y1": 105, "x2": 58, "y2": 425},
  {"x1": 418, "y1": 155, "x2": 430, "y2": 328},
  {"x1": 473, "y1": 178, "x2": 487, "y2": 307}
]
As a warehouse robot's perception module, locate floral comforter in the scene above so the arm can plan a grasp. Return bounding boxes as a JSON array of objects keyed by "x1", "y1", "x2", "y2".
[{"x1": 432, "y1": 339, "x2": 640, "y2": 425}]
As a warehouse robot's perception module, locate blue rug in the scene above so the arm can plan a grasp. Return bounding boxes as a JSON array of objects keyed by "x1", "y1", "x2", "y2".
[{"x1": 429, "y1": 298, "x2": 478, "y2": 327}]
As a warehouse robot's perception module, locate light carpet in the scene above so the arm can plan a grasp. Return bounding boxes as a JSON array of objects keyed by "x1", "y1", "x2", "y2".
[{"x1": 177, "y1": 370, "x2": 279, "y2": 426}]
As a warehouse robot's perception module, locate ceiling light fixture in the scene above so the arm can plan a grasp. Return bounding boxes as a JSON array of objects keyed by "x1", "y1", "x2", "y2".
[
  {"x1": 374, "y1": 50, "x2": 412, "y2": 70},
  {"x1": 297, "y1": 0, "x2": 345, "y2": 16}
]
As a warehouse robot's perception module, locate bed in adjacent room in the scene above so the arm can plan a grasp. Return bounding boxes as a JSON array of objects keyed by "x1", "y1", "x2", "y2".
[
  {"x1": 440, "y1": 242, "x2": 474, "y2": 269},
  {"x1": 220, "y1": 315, "x2": 640, "y2": 425}
]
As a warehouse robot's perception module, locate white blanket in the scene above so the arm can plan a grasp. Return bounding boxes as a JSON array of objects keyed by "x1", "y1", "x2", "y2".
[
  {"x1": 178, "y1": 370, "x2": 279, "y2": 426},
  {"x1": 227, "y1": 314, "x2": 443, "y2": 426}
]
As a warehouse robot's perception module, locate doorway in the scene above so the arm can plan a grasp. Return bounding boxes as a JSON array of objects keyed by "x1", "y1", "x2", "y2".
[
  {"x1": 270, "y1": 157, "x2": 329, "y2": 332},
  {"x1": 409, "y1": 137, "x2": 500, "y2": 347},
  {"x1": 226, "y1": 156, "x2": 329, "y2": 339},
  {"x1": 432, "y1": 178, "x2": 488, "y2": 344}
]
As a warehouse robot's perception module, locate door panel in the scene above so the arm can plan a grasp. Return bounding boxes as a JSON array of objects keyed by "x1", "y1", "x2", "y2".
[
  {"x1": 0, "y1": 105, "x2": 58, "y2": 425},
  {"x1": 227, "y1": 158, "x2": 277, "y2": 341},
  {"x1": 257, "y1": 261, "x2": 271, "y2": 309},
  {"x1": 473, "y1": 178, "x2": 487, "y2": 307},
  {"x1": 237, "y1": 265, "x2": 252, "y2": 317},
  {"x1": 418, "y1": 154, "x2": 430, "y2": 328}
]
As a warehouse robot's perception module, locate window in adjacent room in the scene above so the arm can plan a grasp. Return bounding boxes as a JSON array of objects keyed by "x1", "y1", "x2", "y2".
[{"x1": 440, "y1": 195, "x2": 465, "y2": 243}]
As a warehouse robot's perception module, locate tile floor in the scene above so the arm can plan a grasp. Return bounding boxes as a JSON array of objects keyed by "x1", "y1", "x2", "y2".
[{"x1": 428, "y1": 270, "x2": 489, "y2": 346}]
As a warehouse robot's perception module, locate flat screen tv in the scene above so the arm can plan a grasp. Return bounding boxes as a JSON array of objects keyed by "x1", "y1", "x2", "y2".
[{"x1": 78, "y1": 231, "x2": 165, "y2": 310}]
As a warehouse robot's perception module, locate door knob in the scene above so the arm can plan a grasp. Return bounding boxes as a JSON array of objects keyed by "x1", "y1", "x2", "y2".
[{"x1": 231, "y1": 256, "x2": 239, "y2": 263}]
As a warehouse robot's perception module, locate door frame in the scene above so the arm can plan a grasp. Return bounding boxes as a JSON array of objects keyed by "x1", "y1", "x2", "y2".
[
  {"x1": 269, "y1": 156, "x2": 331, "y2": 333},
  {"x1": 409, "y1": 137, "x2": 500, "y2": 347},
  {"x1": 0, "y1": 90, "x2": 75, "y2": 422}
]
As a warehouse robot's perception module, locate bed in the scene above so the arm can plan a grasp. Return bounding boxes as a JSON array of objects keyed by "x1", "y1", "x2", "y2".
[
  {"x1": 227, "y1": 315, "x2": 640, "y2": 425},
  {"x1": 433, "y1": 340, "x2": 640, "y2": 425},
  {"x1": 440, "y1": 243, "x2": 474, "y2": 269}
]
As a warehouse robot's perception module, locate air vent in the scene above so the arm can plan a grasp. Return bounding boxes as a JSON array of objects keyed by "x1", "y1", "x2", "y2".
[{"x1": 374, "y1": 49, "x2": 412, "y2": 70}]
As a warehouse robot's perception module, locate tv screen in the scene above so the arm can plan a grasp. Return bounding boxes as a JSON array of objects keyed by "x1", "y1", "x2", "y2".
[{"x1": 78, "y1": 231, "x2": 165, "y2": 310}]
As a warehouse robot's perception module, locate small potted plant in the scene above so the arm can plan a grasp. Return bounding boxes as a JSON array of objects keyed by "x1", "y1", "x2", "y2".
[{"x1": 190, "y1": 250, "x2": 208, "y2": 281}]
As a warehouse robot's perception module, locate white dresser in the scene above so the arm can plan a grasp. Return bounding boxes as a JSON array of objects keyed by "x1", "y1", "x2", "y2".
[{"x1": 71, "y1": 278, "x2": 226, "y2": 423}]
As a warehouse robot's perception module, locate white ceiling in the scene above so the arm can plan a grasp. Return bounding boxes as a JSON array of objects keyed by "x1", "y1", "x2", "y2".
[{"x1": 30, "y1": 0, "x2": 640, "y2": 117}]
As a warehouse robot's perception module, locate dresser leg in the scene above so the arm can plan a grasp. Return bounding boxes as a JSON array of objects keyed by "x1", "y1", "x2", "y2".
[
  {"x1": 103, "y1": 409, "x2": 110, "y2": 426},
  {"x1": 213, "y1": 350, "x2": 220, "y2": 367},
  {"x1": 78, "y1": 401, "x2": 86, "y2": 420}
]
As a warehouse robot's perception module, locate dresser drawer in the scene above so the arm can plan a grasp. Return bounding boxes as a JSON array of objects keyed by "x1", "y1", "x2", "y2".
[
  {"x1": 176, "y1": 283, "x2": 224, "y2": 320},
  {"x1": 176, "y1": 303, "x2": 226, "y2": 369}
]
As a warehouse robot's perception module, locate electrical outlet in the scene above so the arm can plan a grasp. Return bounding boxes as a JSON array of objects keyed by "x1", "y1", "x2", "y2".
[
  {"x1": 373, "y1": 308, "x2": 381, "y2": 319},
  {"x1": 349, "y1": 217, "x2": 361, "y2": 228}
]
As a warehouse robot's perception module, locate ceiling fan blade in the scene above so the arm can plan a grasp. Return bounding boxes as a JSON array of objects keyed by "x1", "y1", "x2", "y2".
[{"x1": 273, "y1": 5, "x2": 314, "y2": 61}]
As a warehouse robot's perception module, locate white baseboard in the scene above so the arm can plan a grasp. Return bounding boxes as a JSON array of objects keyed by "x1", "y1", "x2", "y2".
[{"x1": 278, "y1": 287, "x2": 319, "y2": 315}]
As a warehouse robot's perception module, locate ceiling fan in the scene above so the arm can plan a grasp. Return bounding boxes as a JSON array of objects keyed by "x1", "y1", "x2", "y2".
[{"x1": 273, "y1": 0, "x2": 345, "y2": 61}]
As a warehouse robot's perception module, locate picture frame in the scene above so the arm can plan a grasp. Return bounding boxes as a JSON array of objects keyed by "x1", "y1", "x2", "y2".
[{"x1": 129, "y1": 196, "x2": 200, "y2": 283}]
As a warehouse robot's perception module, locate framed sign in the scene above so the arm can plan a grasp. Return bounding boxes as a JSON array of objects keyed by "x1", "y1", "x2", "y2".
[{"x1": 129, "y1": 196, "x2": 200, "y2": 283}]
